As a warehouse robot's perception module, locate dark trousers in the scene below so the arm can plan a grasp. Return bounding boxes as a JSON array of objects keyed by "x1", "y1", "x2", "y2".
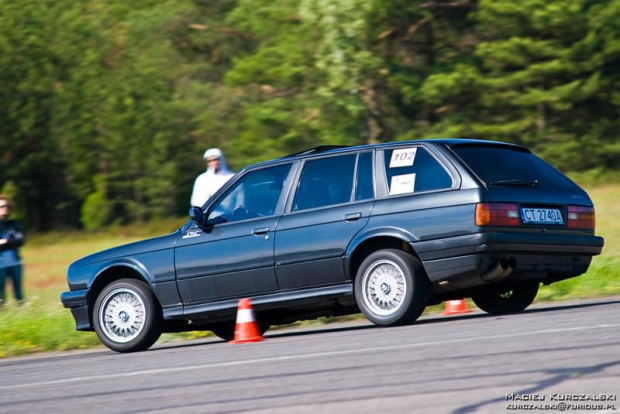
[{"x1": 0, "y1": 264, "x2": 23, "y2": 304}]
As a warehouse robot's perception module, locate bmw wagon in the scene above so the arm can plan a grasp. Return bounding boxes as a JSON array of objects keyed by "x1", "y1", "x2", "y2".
[{"x1": 61, "y1": 139, "x2": 604, "y2": 352}]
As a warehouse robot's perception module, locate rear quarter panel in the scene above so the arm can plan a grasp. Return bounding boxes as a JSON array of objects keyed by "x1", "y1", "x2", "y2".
[{"x1": 368, "y1": 188, "x2": 484, "y2": 242}]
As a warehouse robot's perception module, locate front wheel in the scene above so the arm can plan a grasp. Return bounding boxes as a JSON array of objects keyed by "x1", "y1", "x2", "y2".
[
  {"x1": 354, "y1": 249, "x2": 429, "y2": 326},
  {"x1": 472, "y1": 281, "x2": 539, "y2": 315},
  {"x1": 93, "y1": 279, "x2": 162, "y2": 352}
]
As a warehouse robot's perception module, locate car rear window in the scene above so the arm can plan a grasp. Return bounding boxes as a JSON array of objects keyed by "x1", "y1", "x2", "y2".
[{"x1": 451, "y1": 145, "x2": 577, "y2": 189}]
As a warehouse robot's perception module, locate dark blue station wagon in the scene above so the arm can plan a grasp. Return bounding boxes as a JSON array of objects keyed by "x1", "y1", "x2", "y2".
[{"x1": 61, "y1": 139, "x2": 604, "y2": 352}]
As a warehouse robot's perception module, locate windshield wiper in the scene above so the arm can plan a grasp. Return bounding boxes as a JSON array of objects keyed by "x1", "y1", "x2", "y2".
[{"x1": 489, "y1": 179, "x2": 538, "y2": 187}]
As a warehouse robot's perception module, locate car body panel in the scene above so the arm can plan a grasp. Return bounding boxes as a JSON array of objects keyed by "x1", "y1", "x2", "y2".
[
  {"x1": 485, "y1": 186, "x2": 592, "y2": 206},
  {"x1": 274, "y1": 201, "x2": 372, "y2": 288},
  {"x1": 69, "y1": 233, "x2": 178, "y2": 269},
  {"x1": 66, "y1": 243, "x2": 177, "y2": 293},
  {"x1": 175, "y1": 216, "x2": 280, "y2": 303},
  {"x1": 369, "y1": 192, "x2": 482, "y2": 241}
]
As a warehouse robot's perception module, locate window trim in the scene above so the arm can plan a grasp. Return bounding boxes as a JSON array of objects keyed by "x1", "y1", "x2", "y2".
[
  {"x1": 353, "y1": 150, "x2": 376, "y2": 202},
  {"x1": 377, "y1": 143, "x2": 459, "y2": 199}
]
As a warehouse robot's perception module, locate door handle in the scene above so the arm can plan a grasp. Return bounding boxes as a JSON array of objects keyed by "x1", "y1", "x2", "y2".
[
  {"x1": 252, "y1": 227, "x2": 270, "y2": 235},
  {"x1": 344, "y1": 212, "x2": 362, "y2": 222}
]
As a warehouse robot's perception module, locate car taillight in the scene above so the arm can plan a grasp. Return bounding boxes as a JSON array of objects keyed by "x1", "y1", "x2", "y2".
[
  {"x1": 567, "y1": 206, "x2": 595, "y2": 230},
  {"x1": 475, "y1": 203, "x2": 520, "y2": 227}
]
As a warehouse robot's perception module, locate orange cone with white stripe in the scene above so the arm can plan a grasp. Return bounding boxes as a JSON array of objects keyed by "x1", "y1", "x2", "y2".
[
  {"x1": 232, "y1": 298, "x2": 264, "y2": 344},
  {"x1": 442, "y1": 299, "x2": 472, "y2": 316}
]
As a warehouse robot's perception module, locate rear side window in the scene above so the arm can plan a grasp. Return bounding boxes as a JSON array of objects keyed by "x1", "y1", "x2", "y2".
[
  {"x1": 383, "y1": 147, "x2": 452, "y2": 196},
  {"x1": 451, "y1": 145, "x2": 577, "y2": 189},
  {"x1": 293, "y1": 154, "x2": 356, "y2": 211}
]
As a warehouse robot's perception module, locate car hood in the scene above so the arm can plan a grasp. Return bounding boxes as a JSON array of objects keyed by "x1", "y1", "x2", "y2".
[{"x1": 70, "y1": 232, "x2": 179, "y2": 268}]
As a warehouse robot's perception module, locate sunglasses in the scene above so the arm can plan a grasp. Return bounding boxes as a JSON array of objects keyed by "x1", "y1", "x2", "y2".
[{"x1": 0, "y1": 205, "x2": 8, "y2": 208}]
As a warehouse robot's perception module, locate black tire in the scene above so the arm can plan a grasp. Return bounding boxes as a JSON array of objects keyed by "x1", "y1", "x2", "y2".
[
  {"x1": 211, "y1": 321, "x2": 270, "y2": 342},
  {"x1": 354, "y1": 249, "x2": 429, "y2": 326},
  {"x1": 472, "y1": 281, "x2": 539, "y2": 315},
  {"x1": 93, "y1": 279, "x2": 162, "y2": 353}
]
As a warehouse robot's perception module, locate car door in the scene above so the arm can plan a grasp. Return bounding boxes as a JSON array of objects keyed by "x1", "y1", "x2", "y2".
[
  {"x1": 274, "y1": 152, "x2": 374, "y2": 290},
  {"x1": 175, "y1": 163, "x2": 294, "y2": 304}
]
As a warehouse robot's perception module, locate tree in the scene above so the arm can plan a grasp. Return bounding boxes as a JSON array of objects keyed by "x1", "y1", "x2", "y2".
[{"x1": 420, "y1": 0, "x2": 620, "y2": 171}]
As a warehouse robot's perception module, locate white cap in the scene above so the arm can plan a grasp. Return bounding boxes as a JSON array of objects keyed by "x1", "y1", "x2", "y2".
[{"x1": 203, "y1": 148, "x2": 223, "y2": 160}]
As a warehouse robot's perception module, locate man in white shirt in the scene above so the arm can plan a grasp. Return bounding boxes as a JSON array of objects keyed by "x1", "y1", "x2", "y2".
[{"x1": 190, "y1": 148, "x2": 235, "y2": 207}]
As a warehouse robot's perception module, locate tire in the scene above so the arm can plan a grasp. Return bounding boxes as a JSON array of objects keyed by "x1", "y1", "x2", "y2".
[
  {"x1": 93, "y1": 279, "x2": 162, "y2": 353},
  {"x1": 472, "y1": 281, "x2": 539, "y2": 315},
  {"x1": 354, "y1": 249, "x2": 429, "y2": 326},
  {"x1": 211, "y1": 321, "x2": 270, "y2": 342}
]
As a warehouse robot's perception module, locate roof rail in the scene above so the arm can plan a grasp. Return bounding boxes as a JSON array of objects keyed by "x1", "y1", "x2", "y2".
[{"x1": 283, "y1": 145, "x2": 350, "y2": 158}]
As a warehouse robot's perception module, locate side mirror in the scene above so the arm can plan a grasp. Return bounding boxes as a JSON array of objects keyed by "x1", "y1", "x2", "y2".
[{"x1": 189, "y1": 206, "x2": 205, "y2": 227}]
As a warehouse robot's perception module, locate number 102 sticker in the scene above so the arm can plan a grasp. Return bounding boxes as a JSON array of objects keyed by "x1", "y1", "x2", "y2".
[{"x1": 390, "y1": 148, "x2": 417, "y2": 168}]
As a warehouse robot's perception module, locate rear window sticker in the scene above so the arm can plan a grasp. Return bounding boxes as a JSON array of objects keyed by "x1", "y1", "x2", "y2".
[{"x1": 390, "y1": 173, "x2": 416, "y2": 195}]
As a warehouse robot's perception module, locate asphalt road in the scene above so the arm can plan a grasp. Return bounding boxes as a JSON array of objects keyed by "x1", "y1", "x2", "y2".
[{"x1": 1, "y1": 298, "x2": 619, "y2": 414}]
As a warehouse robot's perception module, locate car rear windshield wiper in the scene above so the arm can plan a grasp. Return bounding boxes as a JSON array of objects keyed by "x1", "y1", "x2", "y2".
[{"x1": 489, "y1": 179, "x2": 538, "y2": 187}]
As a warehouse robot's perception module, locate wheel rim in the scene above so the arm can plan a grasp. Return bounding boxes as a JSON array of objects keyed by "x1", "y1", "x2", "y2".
[
  {"x1": 99, "y1": 288, "x2": 146, "y2": 343},
  {"x1": 361, "y1": 259, "x2": 407, "y2": 316}
]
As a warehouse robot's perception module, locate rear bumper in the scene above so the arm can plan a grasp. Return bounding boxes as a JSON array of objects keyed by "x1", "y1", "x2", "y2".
[
  {"x1": 414, "y1": 232, "x2": 604, "y2": 291},
  {"x1": 60, "y1": 290, "x2": 92, "y2": 331}
]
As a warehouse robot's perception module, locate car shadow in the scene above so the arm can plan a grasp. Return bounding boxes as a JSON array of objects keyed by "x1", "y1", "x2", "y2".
[
  {"x1": 100, "y1": 297, "x2": 620, "y2": 353},
  {"x1": 260, "y1": 297, "x2": 620, "y2": 340}
]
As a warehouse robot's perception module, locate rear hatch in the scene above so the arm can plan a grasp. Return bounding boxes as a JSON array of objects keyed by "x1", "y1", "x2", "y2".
[{"x1": 449, "y1": 143, "x2": 593, "y2": 231}]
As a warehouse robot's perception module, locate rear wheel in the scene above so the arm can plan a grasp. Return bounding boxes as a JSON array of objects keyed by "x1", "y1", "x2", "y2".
[
  {"x1": 472, "y1": 281, "x2": 539, "y2": 315},
  {"x1": 354, "y1": 249, "x2": 429, "y2": 326},
  {"x1": 93, "y1": 279, "x2": 162, "y2": 353}
]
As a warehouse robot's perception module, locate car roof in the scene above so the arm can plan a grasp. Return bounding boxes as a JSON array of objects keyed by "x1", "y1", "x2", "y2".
[{"x1": 242, "y1": 138, "x2": 527, "y2": 172}]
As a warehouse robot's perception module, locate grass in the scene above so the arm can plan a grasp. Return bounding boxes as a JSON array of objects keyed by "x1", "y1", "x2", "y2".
[
  {"x1": 537, "y1": 185, "x2": 620, "y2": 301},
  {"x1": 0, "y1": 218, "x2": 188, "y2": 357},
  {"x1": 0, "y1": 185, "x2": 618, "y2": 358},
  {"x1": 0, "y1": 289, "x2": 101, "y2": 357}
]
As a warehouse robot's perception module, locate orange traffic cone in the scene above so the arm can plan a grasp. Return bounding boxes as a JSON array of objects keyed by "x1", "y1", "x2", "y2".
[
  {"x1": 442, "y1": 299, "x2": 472, "y2": 316},
  {"x1": 232, "y1": 298, "x2": 264, "y2": 344}
]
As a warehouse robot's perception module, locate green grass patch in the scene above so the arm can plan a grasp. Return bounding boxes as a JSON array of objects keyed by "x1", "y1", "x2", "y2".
[
  {"x1": 538, "y1": 255, "x2": 620, "y2": 301},
  {"x1": 0, "y1": 288, "x2": 101, "y2": 357},
  {"x1": 0, "y1": 183, "x2": 617, "y2": 358}
]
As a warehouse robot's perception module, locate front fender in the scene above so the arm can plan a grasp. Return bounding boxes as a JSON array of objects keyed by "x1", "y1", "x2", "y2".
[
  {"x1": 68, "y1": 245, "x2": 177, "y2": 305},
  {"x1": 90, "y1": 258, "x2": 153, "y2": 288}
]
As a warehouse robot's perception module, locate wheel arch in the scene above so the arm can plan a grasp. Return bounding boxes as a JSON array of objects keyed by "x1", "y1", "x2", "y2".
[
  {"x1": 345, "y1": 231, "x2": 423, "y2": 282},
  {"x1": 87, "y1": 262, "x2": 160, "y2": 323}
]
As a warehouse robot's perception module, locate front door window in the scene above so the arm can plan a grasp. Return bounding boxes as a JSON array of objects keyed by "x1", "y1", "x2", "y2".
[{"x1": 209, "y1": 164, "x2": 292, "y2": 224}]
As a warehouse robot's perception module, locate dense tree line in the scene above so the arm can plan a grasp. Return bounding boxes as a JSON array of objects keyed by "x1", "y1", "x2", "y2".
[{"x1": 1, "y1": 0, "x2": 619, "y2": 230}]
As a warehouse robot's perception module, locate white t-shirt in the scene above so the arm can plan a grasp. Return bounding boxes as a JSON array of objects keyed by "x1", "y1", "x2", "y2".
[{"x1": 190, "y1": 171, "x2": 234, "y2": 207}]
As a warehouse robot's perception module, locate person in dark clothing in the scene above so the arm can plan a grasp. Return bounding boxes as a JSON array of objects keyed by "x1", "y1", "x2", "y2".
[{"x1": 0, "y1": 195, "x2": 24, "y2": 305}]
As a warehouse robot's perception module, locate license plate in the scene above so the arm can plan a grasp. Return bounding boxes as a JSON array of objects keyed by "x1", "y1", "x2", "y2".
[{"x1": 521, "y1": 208, "x2": 564, "y2": 225}]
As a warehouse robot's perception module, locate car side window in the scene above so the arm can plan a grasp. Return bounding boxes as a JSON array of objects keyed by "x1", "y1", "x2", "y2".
[
  {"x1": 383, "y1": 147, "x2": 452, "y2": 196},
  {"x1": 293, "y1": 154, "x2": 356, "y2": 211},
  {"x1": 208, "y1": 164, "x2": 292, "y2": 224},
  {"x1": 356, "y1": 152, "x2": 374, "y2": 201}
]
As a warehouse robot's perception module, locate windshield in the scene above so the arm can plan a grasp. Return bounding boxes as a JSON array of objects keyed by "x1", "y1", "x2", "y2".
[{"x1": 451, "y1": 145, "x2": 578, "y2": 189}]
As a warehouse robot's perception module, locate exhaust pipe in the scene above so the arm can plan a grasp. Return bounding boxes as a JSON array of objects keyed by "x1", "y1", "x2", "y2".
[{"x1": 481, "y1": 257, "x2": 517, "y2": 282}]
